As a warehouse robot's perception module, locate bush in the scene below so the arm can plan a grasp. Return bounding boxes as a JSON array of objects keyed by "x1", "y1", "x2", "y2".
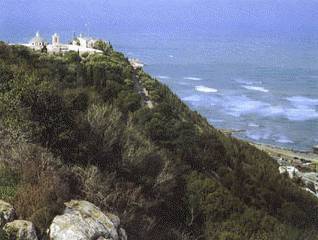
[
  {"x1": 85, "y1": 104, "x2": 124, "y2": 169},
  {"x1": 0, "y1": 165, "x2": 18, "y2": 202},
  {"x1": 0, "y1": 229, "x2": 9, "y2": 240}
]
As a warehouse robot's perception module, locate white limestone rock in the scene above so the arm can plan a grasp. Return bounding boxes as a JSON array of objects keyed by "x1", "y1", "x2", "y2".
[
  {"x1": 3, "y1": 220, "x2": 38, "y2": 240},
  {"x1": 0, "y1": 200, "x2": 16, "y2": 226},
  {"x1": 48, "y1": 200, "x2": 127, "y2": 240}
]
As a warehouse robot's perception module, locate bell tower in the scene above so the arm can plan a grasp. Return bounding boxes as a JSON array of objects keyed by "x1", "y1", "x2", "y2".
[{"x1": 52, "y1": 33, "x2": 60, "y2": 46}]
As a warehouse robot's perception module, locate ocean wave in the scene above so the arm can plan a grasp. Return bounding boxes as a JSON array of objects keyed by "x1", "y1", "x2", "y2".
[
  {"x1": 242, "y1": 85, "x2": 269, "y2": 93},
  {"x1": 182, "y1": 95, "x2": 202, "y2": 102},
  {"x1": 222, "y1": 95, "x2": 266, "y2": 117},
  {"x1": 245, "y1": 131, "x2": 271, "y2": 141},
  {"x1": 178, "y1": 82, "x2": 191, "y2": 86},
  {"x1": 234, "y1": 78, "x2": 253, "y2": 85},
  {"x1": 235, "y1": 78, "x2": 263, "y2": 85},
  {"x1": 284, "y1": 108, "x2": 318, "y2": 121},
  {"x1": 275, "y1": 137, "x2": 294, "y2": 144},
  {"x1": 157, "y1": 75, "x2": 170, "y2": 79},
  {"x1": 195, "y1": 85, "x2": 218, "y2": 93},
  {"x1": 248, "y1": 123, "x2": 259, "y2": 128},
  {"x1": 184, "y1": 77, "x2": 202, "y2": 81},
  {"x1": 221, "y1": 95, "x2": 318, "y2": 121},
  {"x1": 286, "y1": 96, "x2": 318, "y2": 107}
]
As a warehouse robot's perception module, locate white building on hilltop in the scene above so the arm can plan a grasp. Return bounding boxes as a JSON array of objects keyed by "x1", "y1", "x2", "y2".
[
  {"x1": 27, "y1": 32, "x2": 47, "y2": 50},
  {"x1": 52, "y1": 33, "x2": 60, "y2": 46},
  {"x1": 72, "y1": 34, "x2": 97, "y2": 49},
  {"x1": 23, "y1": 32, "x2": 102, "y2": 54}
]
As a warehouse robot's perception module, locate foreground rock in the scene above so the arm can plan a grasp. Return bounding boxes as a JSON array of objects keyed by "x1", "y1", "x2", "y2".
[
  {"x1": 3, "y1": 220, "x2": 38, "y2": 240},
  {"x1": 49, "y1": 200, "x2": 127, "y2": 240},
  {"x1": 0, "y1": 200, "x2": 16, "y2": 227}
]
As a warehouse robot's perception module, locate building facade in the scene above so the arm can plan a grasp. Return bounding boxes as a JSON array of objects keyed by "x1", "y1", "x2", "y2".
[
  {"x1": 29, "y1": 32, "x2": 47, "y2": 50},
  {"x1": 24, "y1": 32, "x2": 102, "y2": 54}
]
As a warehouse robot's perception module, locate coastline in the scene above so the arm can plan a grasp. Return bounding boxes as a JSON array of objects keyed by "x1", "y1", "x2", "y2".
[
  {"x1": 250, "y1": 142, "x2": 318, "y2": 163},
  {"x1": 219, "y1": 128, "x2": 318, "y2": 195},
  {"x1": 219, "y1": 128, "x2": 318, "y2": 164}
]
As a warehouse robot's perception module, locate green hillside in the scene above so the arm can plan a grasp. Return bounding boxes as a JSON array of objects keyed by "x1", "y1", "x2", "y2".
[{"x1": 0, "y1": 41, "x2": 317, "y2": 240}]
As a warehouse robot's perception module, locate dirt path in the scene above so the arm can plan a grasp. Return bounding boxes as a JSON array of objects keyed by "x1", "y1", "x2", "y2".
[{"x1": 132, "y1": 70, "x2": 154, "y2": 109}]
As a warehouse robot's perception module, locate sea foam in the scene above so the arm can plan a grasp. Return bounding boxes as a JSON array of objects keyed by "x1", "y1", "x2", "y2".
[
  {"x1": 157, "y1": 75, "x2": 170, "y2": 79},
  {"x1": 195, "y1": 85, "x2": 218, "y2": 93},
  {"x1": 184, "y1": 77, "x2": 202, "y2": 81},
  {"x1": 248, "y1": 123, "x2": 259, "y2": 128},
  {"x1": 286, "y1": 96, "x2": 318, "y2": 107},
  {"x1": 220, "y1": 95, "x2": 318, "y2": 121},
  {"x1": 275, "y1": 137, "x2": 294, "y2": 144},
  {"x1": 182, "y1": 95, "x2": 202, "y2": 102},
  {"x1": 242, "y1": 85, "x2": 269, "y2": 93}
]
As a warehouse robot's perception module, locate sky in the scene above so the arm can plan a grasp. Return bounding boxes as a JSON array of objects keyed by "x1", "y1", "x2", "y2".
[{"x1": 1, "y1": 0, "x2": 318, "y2": 41}]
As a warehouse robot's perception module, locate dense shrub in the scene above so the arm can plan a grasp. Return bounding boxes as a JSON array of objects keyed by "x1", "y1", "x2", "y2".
[{"x1": 0, "y1": 42, "x2": 318, "y2": 239}]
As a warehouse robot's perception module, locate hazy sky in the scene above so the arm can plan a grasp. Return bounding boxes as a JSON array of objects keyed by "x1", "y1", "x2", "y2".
[{"x1": 1, "y1": 0, "x2": 318, "y2": 41}]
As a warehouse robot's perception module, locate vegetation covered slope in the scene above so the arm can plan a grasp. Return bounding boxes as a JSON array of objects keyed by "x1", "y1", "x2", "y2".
[{"x1": 0, "y1": 42, "x2": 318, "y2": 240}]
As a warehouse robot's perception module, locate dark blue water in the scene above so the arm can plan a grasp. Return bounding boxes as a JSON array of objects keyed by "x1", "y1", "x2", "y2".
[{"x1": 1, "y1": 1, "x2": 318, "y2": 150}]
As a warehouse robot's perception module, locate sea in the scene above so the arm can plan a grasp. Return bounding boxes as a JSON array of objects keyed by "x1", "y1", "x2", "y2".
[
  {"x1": 99, "y1": 32, "x2": 317, "y2": 151},
  {"x1": 1, "y1": 2, "x2": 318, "y2": 151}
]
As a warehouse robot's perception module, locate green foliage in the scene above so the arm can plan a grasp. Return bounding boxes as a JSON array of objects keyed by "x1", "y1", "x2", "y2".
[
  {"x1": 64, "y1": 51, "x2": 81, "y2": 63},
  {"x1": 85, "y1": 104, "x2": 124, "y2": 169},
  {"x1": 0, "y1": 229, "x2": 9, "y2": 240},
  {"x1": 0, "y1": 165, "x2": 18, "y2": 202},
  {"x1": 93, "y1": 40, "x2": 113, "y2": 55},
  {"x1": 116, "y1": 90, "x2": 141, "y2": 114},
  {"x1": 0, "y1": 42, "x2": 318, "y2": 240}
]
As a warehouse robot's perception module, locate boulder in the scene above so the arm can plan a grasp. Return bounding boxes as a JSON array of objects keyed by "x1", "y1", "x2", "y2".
[
  {"x1": 48, "y1": 200, "x2": 127, "y2": 240},
  {"x1": 3, "y1": 220, "x2": 38, "y2": 240},
  {"x1": 0, "y1": 200, "x2": 16, "y2": 227}
]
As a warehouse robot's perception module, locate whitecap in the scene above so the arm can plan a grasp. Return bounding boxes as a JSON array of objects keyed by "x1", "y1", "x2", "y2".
[
  {"x1": 276, "y1": 137, "x2": 294, "y2": 144},
  {"x1": 248, "y1": 123, "x2": 259, "y2": 128},
  {"x1": 222, "y1": 95, "x2": 267, "y2": 117},
  {"x1": 169, "y1": 55, "x2": 174, "y2": 58},
  {"x1": 184, "y1": 77, "x2": 202, "y2": 81},
  {"x1": 157, "y1": 75, "x2": 170, "y2": 80},
  {"x1": 283, "y1": 96, "x2": 318, "y2": 121},
  {"x1": 245, "y1": 130, "x2": 271, "y2": 141},
  {"x1": 195, "y1": 85, "x2": 218, "y2": 93},
  {"x1": 182, "y1": 95, "x2": 201, "y2": 102},
  {"x1": 286, "y1": 96, "x2": 318, "y2": 107},
  {"x1": 234, "y1": 78, "x2": 253, "y2": 85},
  {"x1": 285, "y1": 108, "x2": 318, "y2": 121},
  {"x1": 220, "y1": 95, "x2": 318, "y2": 121},
  {"x1": 242, "y1": 85, "x2": 269, "y2": 93}
]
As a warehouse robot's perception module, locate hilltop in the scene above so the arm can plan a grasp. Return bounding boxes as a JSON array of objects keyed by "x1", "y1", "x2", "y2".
[{"x1": 0, "y1": 41, "x2": 318, "y2": 240}]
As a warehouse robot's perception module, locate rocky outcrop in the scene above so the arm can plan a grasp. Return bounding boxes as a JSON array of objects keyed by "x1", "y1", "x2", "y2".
[
  {"x1": 0, "y1": 200, "x2": 16, "y2": 227},
  {"x1": 3, "y1": 220, "x2": 38, "y2": 240},
  {"x1": 48, "y1": 200, "x2": 127, "y2": 240}
]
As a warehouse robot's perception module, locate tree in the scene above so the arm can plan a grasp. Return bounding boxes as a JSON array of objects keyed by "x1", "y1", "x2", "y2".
[{"x1": 93, "y1": 40, "x2": 112, "y2": 55}]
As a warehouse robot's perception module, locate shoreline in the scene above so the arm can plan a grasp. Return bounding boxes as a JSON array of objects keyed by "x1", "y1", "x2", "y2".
[
  {"x1": 219, "y1": 128, "x2": 318, "y2": 164},
  {"x1": 220, "y1": 128, "x2": 318, "y2": 194}
]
